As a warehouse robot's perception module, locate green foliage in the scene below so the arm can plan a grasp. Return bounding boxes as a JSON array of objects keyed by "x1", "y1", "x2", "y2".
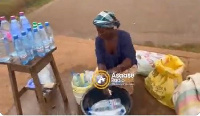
[
  {"x1": 161, "y1": 44, "x2": 200, "y2": 53},
  {"x1": 0, "y1": 0, "x2": 52, "y2": 19},
  {"x1": 141, "y1": 42, "x2": 200, "y2": 53}
]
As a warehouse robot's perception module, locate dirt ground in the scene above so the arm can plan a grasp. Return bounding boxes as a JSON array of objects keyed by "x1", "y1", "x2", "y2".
[
  {"x1": 1, "y1": 0, "x2": 200, "y2": 114},
  {"x1": 1, "y1": 36, "x2": 200, "y2": 114},
  {"x1": 27, "y1": 0, "x2": 200, "y2": 45}
]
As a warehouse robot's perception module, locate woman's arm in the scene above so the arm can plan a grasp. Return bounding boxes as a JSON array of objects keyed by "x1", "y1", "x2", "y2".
[
  {"x1": 109, "y1": 58, "x2": 137, "y2": 73},
  {"x1": 117, "y1": 58, "x2": 134, "y2": 72}
]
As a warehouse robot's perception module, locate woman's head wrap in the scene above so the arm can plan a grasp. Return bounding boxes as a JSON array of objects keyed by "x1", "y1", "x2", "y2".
[{"x1": 93, "y1": 11, "x2": 120, "y2": 28}]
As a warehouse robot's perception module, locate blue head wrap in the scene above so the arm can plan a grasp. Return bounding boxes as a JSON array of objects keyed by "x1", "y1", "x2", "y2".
[{"x1": 93, "y1": 11, "x2": 120, "y2": 28}]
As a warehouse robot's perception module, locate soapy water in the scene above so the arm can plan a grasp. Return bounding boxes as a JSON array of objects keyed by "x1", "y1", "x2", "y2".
[{"x1": 88, "y1": 98, "x2": 126, "y2": 115}]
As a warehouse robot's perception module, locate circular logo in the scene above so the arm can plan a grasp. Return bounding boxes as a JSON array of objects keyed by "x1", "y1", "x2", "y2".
[{"x1": 92, "y1": 70, "x2": 111, "y2": 89}]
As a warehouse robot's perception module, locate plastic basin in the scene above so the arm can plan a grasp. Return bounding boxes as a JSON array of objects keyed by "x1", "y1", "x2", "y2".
[{"x1": 81, "y1": 86, "x2": 132, "y2": 115}]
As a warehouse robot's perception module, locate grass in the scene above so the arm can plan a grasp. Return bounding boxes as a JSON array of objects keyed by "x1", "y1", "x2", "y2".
[
  {"x1": 161, "y1": 44, "x2": 200, "y2": 53},
  {"x1": 23, "y1": 0, "x2": 52, "y2": 13},
  {"x1": 25, "y1": 0, "x2": 52, "y2": 8},
  {"x1": 0, "y1": 0, "x2": 52, "y2": 18},
  {"x1": 142, "y1": 42, "x2": 200, "y2": 53}
]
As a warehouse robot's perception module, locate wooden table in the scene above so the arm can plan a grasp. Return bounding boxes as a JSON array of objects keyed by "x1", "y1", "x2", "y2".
[{"x1": 0, "y1": 48, "x2": 68, "y2": 115}]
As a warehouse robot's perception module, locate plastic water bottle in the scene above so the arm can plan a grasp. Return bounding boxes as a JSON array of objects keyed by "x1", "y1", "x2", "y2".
[
  {"x1": 27, "y1": 27, "x2": 36, "y2": 56},
  {"x1": 38, "y1": 25, "x2": 51, "y2": 53},
  {"x1": 19, "y1": 12, "x2": 31, "y2": 32},
  {"x1": 0, "y1": 31, "x2": 11, "y2": 62},
  {"x1": 33, "y1": 28, "x2": 46, "y2": 57},
  {"x1": 0, "y1": 16, "x2": 10, "y2": 31},
  {"x1": 45, "y1": 22, "x2": 55, "y2": 49},
  {"x1": 32, "y1": 25, "x2": 37, "y2": 33},
  {"x1": 21, "y1": 31, "x2": 34, "y2": 61},
  {"x1": 0, "y1": 16, "x2": 15, "y2": 57},
  {"x1": 88, "y1": 98, "x2": 126, "y2": 115},
  {"x1": 1, "y1": 16, "x2": 12, "y2": 41},
  {"x1": 13, "y1": 35, "x2": 29, "y2": 65},
  {"x1": 0, "y1": 30, "x2": 16, "y2": 58},
  {"x1": 10, "y1": 16, "x2": 21, "y2": 37}
]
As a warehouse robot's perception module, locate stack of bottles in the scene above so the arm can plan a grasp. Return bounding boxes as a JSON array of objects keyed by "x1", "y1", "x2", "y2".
[
  {"x1": 72, "y1": 70, "x2": 94, "y2": 87},
  {"x1": 0, "y1": 12, "x2": 55, "y2": 65}
]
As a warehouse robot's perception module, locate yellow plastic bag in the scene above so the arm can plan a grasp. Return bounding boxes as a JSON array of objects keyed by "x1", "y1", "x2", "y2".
[{"x1": 145, "y1": 55, "x2": 184, "y2": 109}]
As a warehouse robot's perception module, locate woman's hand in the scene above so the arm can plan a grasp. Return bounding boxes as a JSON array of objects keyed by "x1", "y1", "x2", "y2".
[{"x1": 108, "y1": 67, "x2": 121, "y2": 74}]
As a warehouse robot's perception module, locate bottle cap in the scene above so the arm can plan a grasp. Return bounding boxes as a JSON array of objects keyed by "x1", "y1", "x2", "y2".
[
  {"x1": 39, "y1": 25, "x2": 43, "y2": 29},
  {"x1": 120, "y1": 109, "x2": 125, "y2": 114},
  {"x1": 32, "y1": 22, "x2": 37, "y2": 25},
  {"x1": 21, "y1": 31, "x2": 26, "y2": 36},
  {"x1": 33, "y1": 24, "x2": 37, "y2": 28},
  {"x1": 10, "y1": 16, "x2": 16, "y2": 20},
  {"x1": 27, "y1": 27, "x2": 32, "y2": 32},
  {"x1": 0, "y1": 16, "x2": 6, "y2": 21},
  {"x1": 13, "y1": 35, "x2": 18, "y2": 40},
  {"x1": 45, "y1": 22, "x2": 49, "y2": 26},
  {"x1": 38, "y1": 22, "x2": 42, "y2": 26},
  {"x1": 19, "y1": 12, "x2": 24, "y2": 16},
  {"x1": 33, "y1": 28, "x2": 38, "y2": 32}
]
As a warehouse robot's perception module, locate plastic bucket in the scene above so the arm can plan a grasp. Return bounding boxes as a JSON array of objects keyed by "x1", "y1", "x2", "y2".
[
  {"x1": 81, "y1": 86, "x2": 133, "y2": 115},
  {"x1": 71, "y1": 81, "x2": 92, "y2": 105}
]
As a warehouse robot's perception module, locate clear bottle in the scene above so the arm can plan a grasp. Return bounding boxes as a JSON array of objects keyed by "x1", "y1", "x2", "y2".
[
  {"x1": 0, "y1": 31, "x2": 11, "y2": 63},
  {"x1": 38, "y1": 25, "x2": 51, "y2": 53},
  {"x1": 0, "y1": 16, "x2": 10, "y2": 31},
  {"x1": 19, "y1": 12, "x2": 31, "y2": 33},
  {"x1": 45, "y1": 22, "x2": 55, "y2": 49},
  {"x1": 10, "y1": 16, "x2": 21, "y2": 37},
  {"x1": 0, "y1": 16, "x2": 12, "y2": 41},
  {"x1": 27, "y1": 27, "x2": 36, "y2": 57},
  {"x1": 13, "y1": 35, "x2": 29, "y2": 65},
  {"x1": 21, "y1": 31, "x2": 34, "y2": 61},
  {"x1": 32, "y1": 25, "x2": 37, "y2": 33},
  {"x1": 33, "y1": 28, "x2": 46, "y2": 57},
  {"x1": 0, "y1": 16, "x2": 15, "y2": 58}
]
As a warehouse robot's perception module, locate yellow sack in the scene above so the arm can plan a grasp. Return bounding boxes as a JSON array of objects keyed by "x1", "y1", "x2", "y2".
[{"x1": 145, "y1": 54, "x2": 184, "y2": 109}]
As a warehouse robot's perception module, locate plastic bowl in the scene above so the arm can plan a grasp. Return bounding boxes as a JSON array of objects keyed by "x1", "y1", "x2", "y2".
[{"x1": 81, "y1": 86, "x2": 132, "y2": 115}]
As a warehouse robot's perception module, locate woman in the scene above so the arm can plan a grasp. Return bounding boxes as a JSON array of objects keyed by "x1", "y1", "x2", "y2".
[{"x1": 93, "y1": 11, "x2": 138, "y2": 94}]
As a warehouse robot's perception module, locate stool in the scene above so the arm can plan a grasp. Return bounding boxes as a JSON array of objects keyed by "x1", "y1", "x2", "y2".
[{"x1": 1, "y1": 48, "x2": 68, "y2": 115}]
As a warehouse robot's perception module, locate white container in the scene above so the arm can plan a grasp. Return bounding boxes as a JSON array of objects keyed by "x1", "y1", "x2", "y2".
[
  {"x1": 71, "y1": 81, "x2": 92, "y2": 105},
  {"x1": 38, "y1": 63, "x2": 55, "y2": 84}
]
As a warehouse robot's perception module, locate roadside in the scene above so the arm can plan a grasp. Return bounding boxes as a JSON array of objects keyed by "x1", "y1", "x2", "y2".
[
  {"x1": 141, "y1": 42, "x2": 200, "y2": 53},
  {"x1": 1, "y1": 0, "x2": 200, "y2": 53},
  {"x1": 0, "y1": 0, "x2": 52, "y2": 19},
  {"x1": 1, "y1": 36, "x2": 200, "y2": 114},
  {"x1": 0, "y1": 0, "x2": 200, "y2": 114}
]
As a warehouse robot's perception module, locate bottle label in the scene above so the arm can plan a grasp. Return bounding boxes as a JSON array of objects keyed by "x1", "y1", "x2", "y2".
[
  {"x1": 20, "y1": 53, "x2": 28, "y2": 59},
  {"x1": 36, "y1": 46, "x2": 44, "y2": 53}
]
